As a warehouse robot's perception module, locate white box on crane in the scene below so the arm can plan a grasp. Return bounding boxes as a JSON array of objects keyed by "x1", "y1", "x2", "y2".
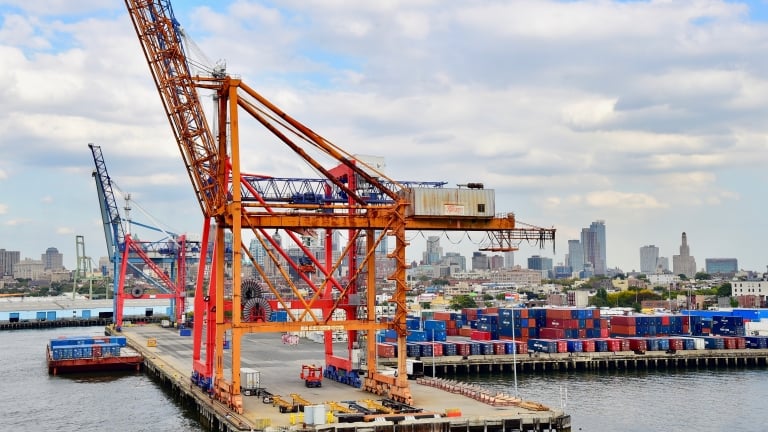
[{"x1": 397, "y1": 187, "x2": 495, "y2": 218}]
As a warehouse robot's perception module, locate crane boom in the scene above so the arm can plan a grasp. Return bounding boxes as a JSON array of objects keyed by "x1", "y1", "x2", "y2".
[
  {"x1": 89, "y1": 143, "x2": 125, "y2": 260},
  {"x1": 125, "y1": 0, "x2": 223, "y2": 217}
]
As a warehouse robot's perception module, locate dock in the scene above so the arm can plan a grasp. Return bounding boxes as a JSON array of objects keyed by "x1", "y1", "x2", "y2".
[
  {"x1": 389, "y1": 348, "x2": 768, "y2": 376},
  {"x1": 113, "y1": 324, "x2": 572, "y2": 432}
]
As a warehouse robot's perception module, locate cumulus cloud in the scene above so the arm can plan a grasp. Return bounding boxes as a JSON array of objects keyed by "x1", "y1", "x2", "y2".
[{"x1": 56, "y1": 227, "x2": 74, "y2": 235}]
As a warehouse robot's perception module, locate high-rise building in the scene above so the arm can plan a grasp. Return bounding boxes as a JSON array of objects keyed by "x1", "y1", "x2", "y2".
[
  {"x1": 567, "y1": 240, "x2": 584, "y2": 274},
  {"x1": 672, "y1": 232, "x2": 697, "y2": 278},
  {"x1": 248, "y1": 238, "x2": 267, "y2": 268},
  {"x1": 423, "y1": 236, "x2": 442, "y2": 265},
  {"x1": 656, "y1": 257, "x2": 669, "y2": 273},
  {"x1": 528, "y1": 255, "x2": 553, "y2": 279},
  {"x1": 705, "y1": 258, "x2": 738, "y2": 276},
  {"x1": 490, "y1": 255, "x2": 504, "y2": 270},
  {"x1": 639, "y1": 245, "x2": 659, "y2": 274},
  {"x1": 443, "y1": 252, "x2": 466, "y2": 272},
  {"x1": 42, "y1": 247, "x2": 64, "y2": 271},
  {"x1": 581, "y1": 220, "x2": 606, "y2": 276},
  {"x1": 471, "y1": 252, "x2": 489, "y2": 271},
  {"x1": 0, "y1": 249, "x2": 21, "y2": 277},
  {"x1": 504, "y1": 251, "x2": 515, "y2": 268}
]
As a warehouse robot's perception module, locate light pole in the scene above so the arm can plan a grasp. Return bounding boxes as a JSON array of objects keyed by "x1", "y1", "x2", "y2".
[
  {"x1": 432, "y1": 328, "x2": 436, "y2": 378},
  {"x1": 511, "y1": 309, "x2": 519, "y2": 397}
]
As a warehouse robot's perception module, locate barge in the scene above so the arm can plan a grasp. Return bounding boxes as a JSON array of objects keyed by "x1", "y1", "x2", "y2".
[{"x1": 46, "y1": 335, "x2": 143, "y2": 375}]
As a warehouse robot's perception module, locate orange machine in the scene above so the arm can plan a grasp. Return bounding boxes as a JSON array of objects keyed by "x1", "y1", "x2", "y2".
[{"x1": 300, "y1": 364, "x2": 323, "y2": 388}]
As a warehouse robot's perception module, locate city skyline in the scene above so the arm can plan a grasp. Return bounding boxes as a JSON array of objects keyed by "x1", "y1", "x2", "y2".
[
  {"x1": 2, "y1": 2, "x2": 768, "y2": 274},
  {"x1": 0, "y1": 224, "x2": 754, "y2": 278}
]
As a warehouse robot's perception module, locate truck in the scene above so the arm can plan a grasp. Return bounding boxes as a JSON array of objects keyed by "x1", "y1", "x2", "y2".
[
  {"x1": 406, "y1": 359, "x2": 424, "y2": 379},
  {"x1": 240, "y1": 367, "x2": 261, "y2": 396}
]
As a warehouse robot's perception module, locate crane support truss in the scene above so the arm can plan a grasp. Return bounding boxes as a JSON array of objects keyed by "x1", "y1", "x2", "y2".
[{"x1": 125, "y1": 0, "x2": 555, "y2": 413}]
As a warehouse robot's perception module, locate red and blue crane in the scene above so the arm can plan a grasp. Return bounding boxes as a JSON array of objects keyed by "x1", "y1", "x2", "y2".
[{"x1": 89, "y1": 143, "x2": 197, "y2": 328}]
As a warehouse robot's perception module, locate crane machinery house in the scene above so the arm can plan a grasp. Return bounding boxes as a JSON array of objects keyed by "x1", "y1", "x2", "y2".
[{"x1": 397, "y1": 187, "x2": 495, "y2": 218}]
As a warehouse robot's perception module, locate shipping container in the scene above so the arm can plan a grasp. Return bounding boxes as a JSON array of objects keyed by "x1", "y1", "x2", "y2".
[
  {"x1": 377, "y1": 343, "x2": 396, "y2": 358},
  {"x1": 527, "y1": 339, "x2": 559, "y2": 353}
]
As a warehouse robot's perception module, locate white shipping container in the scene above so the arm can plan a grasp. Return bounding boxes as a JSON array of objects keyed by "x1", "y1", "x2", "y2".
[{"x1": 240, "y1": 367, "x2": 260, "y2": 390}]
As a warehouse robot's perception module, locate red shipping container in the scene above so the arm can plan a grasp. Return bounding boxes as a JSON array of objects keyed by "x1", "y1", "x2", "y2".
[
  {"x1": 736, "y1": 337, "x2": 746, "y2": 349},
  {"x1": 519, "y1": 308, "x2": 529, "y2": 319},
  {"x1": 668, "y1": 338, "x2": 684, "y2": 351},
  {"x1": 540, "y1": 327, "x2": 566, "y2": 339},
  {"x1": 600, "y1": 328, "x2": 610, "y2": 338},
  {"x1": 377, "y1": 343, "x2": 396, "y2": 358},
  {"x1": 611, "y1": 325, "x2": 637, "y2": 336},
  {"x1": 434, "y1": 311, "x2": 454, "y2": 321},
  {"x1": 546, "y1": 308, "x2": 572, "y2": 320},
  {"x1": 493, "y1": 341, "x2": 506, "y2": 355},
  {"x1": 471, "y1": 330, "x2": 492, "y2": 341},
  {"x1": 521, "y1": 328, "x2": 529, "y2": 338},
  {"x1": 578, "y1": 329, "x2": 587, "y2": 339},
  {"x1": 453, "y1": 341, "x2": 471, "y2": 356},
  {"x1": 611, "y1": 316, "x2": 637, "y2": 326},
  {"x1": 556, "y1": 340, "x2": 568, "y2": 353},
  {"x1": 592, "y1": 309, "x2": 601, "y2": 318},
  {"x1": 628, "y1": 338, "x2": 646, "y2": 353},
  {"x1": 581, "y1": 339, "x2": 596, "y2": 352},
  {"x1": 585, "y1": 319, "x2": 594, "y2": 329},
  {"x1": 546, "y1": 319, "x2": 564, "y2": 328},
  {"x1": 514, "y1": 341, "x2": 528, "y2": 354},
  {"x1": 486, "y1": 307, "x2": 499, "y2": 314},
  {"x1": 446, "y1": 328, "x2": 459, "y2": 336},
  {"x1": 661, "y1": 315, "x2": 671, "y2": 325},
  {"x1": 604, "y1": 339, "x2": 622, "y2": 352},
  {"x1": 432, "y1": 342, "x2": 444, "y2": 356}
]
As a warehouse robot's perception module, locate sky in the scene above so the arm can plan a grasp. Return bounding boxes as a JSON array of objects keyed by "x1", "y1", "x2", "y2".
[{"x1": 1, "y1": 0, "x2": 768, "y2": 274}]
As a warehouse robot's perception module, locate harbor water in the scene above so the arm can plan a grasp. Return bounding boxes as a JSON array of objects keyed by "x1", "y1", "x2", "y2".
[
  {"x1": 0, "y1": 327, "x2": 206, "y2": 432},
  {"x1": 2, "y1": 326, "x2": 767, "y2": 431}
]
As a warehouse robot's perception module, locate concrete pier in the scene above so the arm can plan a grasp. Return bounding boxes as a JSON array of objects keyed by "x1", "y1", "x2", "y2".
[
  {"x1": 403, "y1": 349, "x2": 768, "y2": 377},
  {"x1": 114, "y1": 324, "x2": 572, "y2": 432}
]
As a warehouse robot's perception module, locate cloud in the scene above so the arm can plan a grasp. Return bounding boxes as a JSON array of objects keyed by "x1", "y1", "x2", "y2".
[
  {"x1": 56, "y1": 227, "x2": 74, "y2": 235},
  {"x1": 0, "y1": 204, "x2": 7, "y2": 214},
  {"x1": 4, "y1": 218, "x2": 31, "y2": 226},
  {"x1": 40, "y1": 196, "x2": 53, "y2": 204}
]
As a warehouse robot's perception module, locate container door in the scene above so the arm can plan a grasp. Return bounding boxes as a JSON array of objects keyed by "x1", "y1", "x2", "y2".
[{"x1": 47, "y1": 311, "x2": 57, "y2": 321}]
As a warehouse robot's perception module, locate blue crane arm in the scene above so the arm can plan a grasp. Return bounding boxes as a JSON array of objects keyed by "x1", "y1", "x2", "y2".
[
  {"x1": 89, "y1": 143, "x2": 125, "y2": 260},
  {"x1": 237, "y1": 176, "x2": 447, "y2": 205}
]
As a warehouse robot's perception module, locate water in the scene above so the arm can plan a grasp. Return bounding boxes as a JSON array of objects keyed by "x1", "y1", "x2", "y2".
[
  {"x1": 460, "y1": 367, "x2": 768, "y2": 432},
  {"x1": 0, "y1": 327, "x2": 206, "y2": 432},
  {"x1": 3, "y1": 327, "x2": 767, "y2": 432}
]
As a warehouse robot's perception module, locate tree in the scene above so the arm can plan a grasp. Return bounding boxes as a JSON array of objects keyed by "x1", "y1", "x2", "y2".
[
  {"x1": 695, "y1": 272, "x2": 711, "y2": 280},
  {"x1": 717, "y1": 282, "x2": 732, "y2": 297},
  {"x1": 449, "y1": 295, "x2": 477, "y2": 311},
  {"x1": 589, "y1": 288, "x2": 610, "y2": 308}
]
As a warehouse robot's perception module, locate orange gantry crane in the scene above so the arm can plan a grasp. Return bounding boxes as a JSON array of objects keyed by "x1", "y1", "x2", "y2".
[{"x1": 124, "y1": 0, "x2": 555, "y2": 413}]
